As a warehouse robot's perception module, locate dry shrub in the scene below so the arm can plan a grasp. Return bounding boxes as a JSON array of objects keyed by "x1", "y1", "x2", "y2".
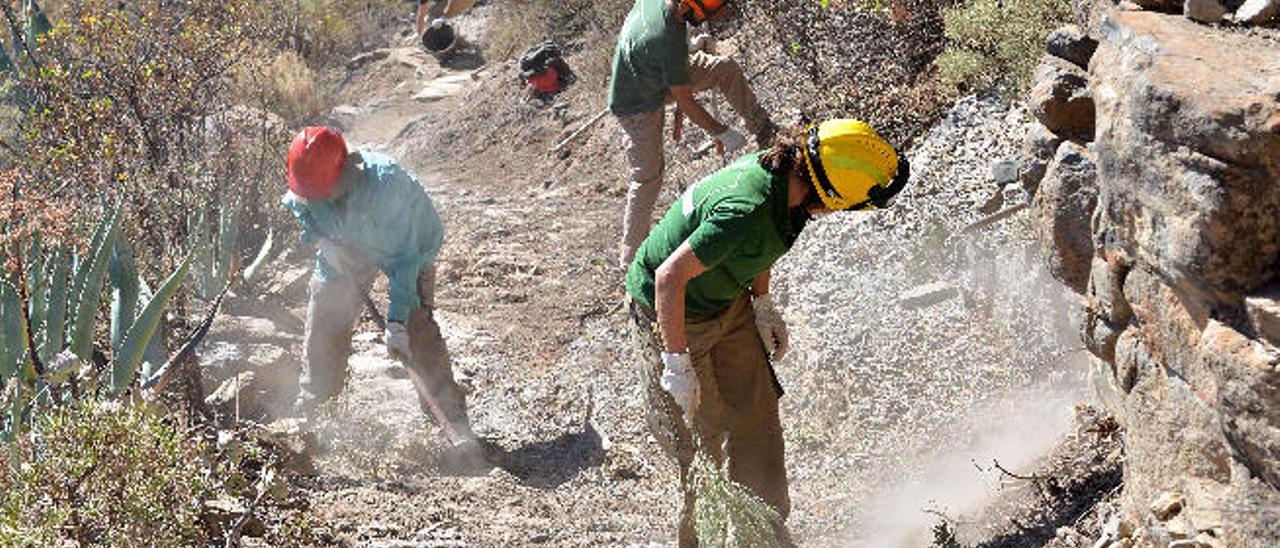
[
  {"x1": 260, "y1": 49, "x2": 328, "y2": 124},
  {"x1": 0, "y1": 398, "x2": 211, "y2": 545},
  {"x1": 935, "y1": 0, "x2": 1073, "y2": 94}
]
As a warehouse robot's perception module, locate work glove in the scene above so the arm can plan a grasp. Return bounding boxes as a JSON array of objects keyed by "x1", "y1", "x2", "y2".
[
  {"x1": 386, "y1": 321, "x2": 411, "y2": 362},
  {"x1": 659, "y1": 351, "x2": 699, "y2": 427},
  {"x1": 689, "y1": 33, "x2": 715, "y2": 54},
  {"x1": 714, "y1": 128, "x2": 748, "y2": 156},
  {"x1": 430, "y1": 17, "x2": 448, "y2": 29},
  {"x1": 752, "y1": 294, "x2": 789, "y2": 361}
]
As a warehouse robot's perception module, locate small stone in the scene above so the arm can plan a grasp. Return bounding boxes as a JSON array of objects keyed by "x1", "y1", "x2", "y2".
[
  {"x1": 1150, "y1": 491, "x2": 1184, "y2": 521},
  {"x1": 991, "y1": 159, "x2": 1019, "y2": 187}
]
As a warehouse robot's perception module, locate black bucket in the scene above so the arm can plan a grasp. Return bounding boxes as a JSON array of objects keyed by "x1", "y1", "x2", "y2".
[{"x1": 422, "y1": 22, "x2": 457, "y2": 60}]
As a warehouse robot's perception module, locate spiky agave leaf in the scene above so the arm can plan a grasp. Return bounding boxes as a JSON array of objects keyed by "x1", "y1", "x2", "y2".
[
  {"x1": 108, "y1": 237, "x2": 139, "y2": 354},
  {"x1": 40, "y1": 246, "x2": 68, "y2": 364},
  {"x1": 215, "y1": 196, "x2": 240, "y2": 295},
  {"x1": 136, "y1": 276, "x2": 166, "y2": 382},
  {"x1": 68, "y1": 207, "x2": 120, "y2": 360},
  {"x1": 110, "y1": 253, "x2": 192, "y2": 396},
  {"x1": 241, "y1": 229, "x2": 274, "y2": 289},
  {"x1": 0, "y1": 280, "x2": 24, "y2": 384}
]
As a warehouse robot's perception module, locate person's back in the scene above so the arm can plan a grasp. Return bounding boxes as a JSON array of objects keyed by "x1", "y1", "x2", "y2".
[{"x1": 608, "y1": 0, "x2": 689, "y2": 117}]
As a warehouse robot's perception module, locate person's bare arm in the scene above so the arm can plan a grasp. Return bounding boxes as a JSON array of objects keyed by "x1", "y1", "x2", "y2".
[
  {"x1": 751, "y1": 268, "x2": 770, "y2": 297},
  {"x1": 655, "y1": 241, "x2": 709, "y2": 353},
  {"x1": 416, "y1": 3, "x2": 428, "y2": 35},
  {"x1": 670, "y1": 85, "x2": 727, "y2": 136}
]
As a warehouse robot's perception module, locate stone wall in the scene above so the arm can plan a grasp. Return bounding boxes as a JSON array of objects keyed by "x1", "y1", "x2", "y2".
[{"x1": 1024, "y1": 2, "x2": 1280, "y2": 546}]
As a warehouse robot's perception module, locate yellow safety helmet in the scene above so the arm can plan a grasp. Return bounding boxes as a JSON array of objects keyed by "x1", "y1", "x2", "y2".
[{"x1": 802, "y1": 119, "x2": 904, "y2": 211}]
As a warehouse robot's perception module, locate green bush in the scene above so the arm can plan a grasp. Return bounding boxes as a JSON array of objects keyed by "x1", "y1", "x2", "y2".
[
  {"x1": 936, "y1": 0, "x2": 1073, "y2": 94},
  {"x1": 0, "y1": 398, "x2": 211, "y2": 545}
]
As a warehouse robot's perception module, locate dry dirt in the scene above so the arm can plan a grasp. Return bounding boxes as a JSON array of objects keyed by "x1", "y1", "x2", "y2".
[{"x1": 199, "y1": 6, "x2": 1108, "y2": 547}]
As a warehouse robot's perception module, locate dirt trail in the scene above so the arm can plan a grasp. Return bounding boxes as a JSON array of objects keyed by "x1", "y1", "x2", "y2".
[{"x1": 200, "y1": 24, "x2": 684, "y2": 546}]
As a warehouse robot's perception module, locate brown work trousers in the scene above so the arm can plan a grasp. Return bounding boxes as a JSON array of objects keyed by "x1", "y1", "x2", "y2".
[
  {"x1": 616, "y1": 51, "x2": 775, "y2": 268},
  {"x1": 300, "y1": 255, "x2": 471, "y2": 436},
  {"x1": 629, "y1": 293, "x2": 790, "y2": 548}
]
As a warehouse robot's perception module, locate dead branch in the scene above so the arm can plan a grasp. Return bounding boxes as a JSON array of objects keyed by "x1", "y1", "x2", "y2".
[
  {"x1": 223, "y1": 483, "x2": 270, "y2": 548},
  {"x1": 141, "y1": 284, "x2": 228, "y2": 393}
]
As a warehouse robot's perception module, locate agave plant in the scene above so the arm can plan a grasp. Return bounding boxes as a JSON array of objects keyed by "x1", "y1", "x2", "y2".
[{"x1": 0, "y1": 207, "x2": 199, "y2": 440}]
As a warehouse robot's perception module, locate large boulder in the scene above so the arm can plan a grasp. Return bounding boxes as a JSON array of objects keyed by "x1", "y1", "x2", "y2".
[
  {"x1": 1029, "y1": 55, "x2": 1096, "y2": 142},
  {"x1": 1074, "y1": 0, "x2": 1124, "y2": 36},
  {"x1": 1033, "y1": 140, "x2": 1098, "y2": 294},
  {"x1": 1090, "y1": 11, "x2": 1280, "y2": 297}
]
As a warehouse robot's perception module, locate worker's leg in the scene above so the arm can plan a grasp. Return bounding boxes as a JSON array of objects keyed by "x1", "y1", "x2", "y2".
[
  {"x1": 709, "y1": 294, "x2": 791, "y2": 528},
  {"x1": 630, "y1": 299, "x2": 728, "y2": 548},
  {"x1": 299, "y1": 260, "x2": 376, "y2": 409},
  {"x1": 616, "y1": 108, "x2": 666, "y2": 268},
  {"x1": 406, "y1": 265, "x2": 475, "y2": 439},
  {"x1": 688, "y1": 51, "x2": 776, "y2": 148}
]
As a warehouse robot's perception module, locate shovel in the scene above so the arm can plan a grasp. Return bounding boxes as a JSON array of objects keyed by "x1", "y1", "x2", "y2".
[{"x1": 360, "y1": 291, "x2": 463, "y2": 446}]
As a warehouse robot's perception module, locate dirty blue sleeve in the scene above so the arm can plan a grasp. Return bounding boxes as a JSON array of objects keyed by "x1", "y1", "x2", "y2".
[
  {"x1": 363, "y1": 153, "x2": 445, "y2": 323},
  {"x1": 282, "y1": 193, "x2": 342, "y2": 283}
]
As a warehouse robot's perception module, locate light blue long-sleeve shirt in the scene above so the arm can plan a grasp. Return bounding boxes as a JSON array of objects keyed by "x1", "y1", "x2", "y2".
[{"x1": 282, "y1": 151, "x2": 444, "y2": 323}]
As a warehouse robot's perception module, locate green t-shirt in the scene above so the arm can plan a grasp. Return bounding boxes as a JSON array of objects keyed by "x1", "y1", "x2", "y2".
[
  {"x1": 626, "y1": 153, "x2": 797, "y2": 319},
  {"x1": 607, "y1": 0, "x2": 689, "y2": 116}
]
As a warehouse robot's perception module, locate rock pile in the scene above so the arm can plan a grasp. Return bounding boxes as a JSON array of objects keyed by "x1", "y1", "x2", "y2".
[{"x1": 1024, "y1": 1, "x2": 1280, "y2": 545}]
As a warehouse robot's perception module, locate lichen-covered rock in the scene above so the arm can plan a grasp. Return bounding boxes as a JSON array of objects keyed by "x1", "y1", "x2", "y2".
[
  {"x1": 1030, "y1": 55, "x2": 1096, "y2": 142},
  {"x1": 1091, "y1": 11, "x2": 1280, "y2": 296},
  {"x1": 1046, "y1": 24, "x2": 1099, "y2": 69},
  {"x1": 1033, "y1": 140, "x2": 1098, "y2": 294},
  {"x1": 1019, "y1": 121, "x2": 1062, "y2": 196},
  {"x1": 1199, "y1": 321, "x2": 1280, "y2": 489}
]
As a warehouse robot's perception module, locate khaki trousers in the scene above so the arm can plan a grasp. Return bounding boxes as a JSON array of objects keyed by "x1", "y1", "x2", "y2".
[
  {"x1": 629, "y1": 293, "x2": 790, "y2": 547},
  {"x1": 300, "y1": 254, "x2": 472, "y2": 436},
  {"x1": 616, "y1": 51, "x2": 775, "y2": 268}
]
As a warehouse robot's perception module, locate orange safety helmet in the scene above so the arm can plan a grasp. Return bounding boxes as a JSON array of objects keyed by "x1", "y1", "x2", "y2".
[
  {"x1": 680, "y1": 0, "x2": 726, "y2": 24},
  {"x1": 286, "y1": 126, "x2": 348, "y2": 200}
]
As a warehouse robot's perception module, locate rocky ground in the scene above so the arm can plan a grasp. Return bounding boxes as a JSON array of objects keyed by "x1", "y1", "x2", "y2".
[{"x1": 196, "y1": 5, "x2": 1113, "y2": 546}]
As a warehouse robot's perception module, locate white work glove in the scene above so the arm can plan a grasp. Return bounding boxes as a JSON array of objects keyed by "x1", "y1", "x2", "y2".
[
  {"x1": 714, "y1": 128, "x2": 748, "y2": 156},
  {"x1": 430, "y1": 17, "x2": 447, "y2": 29},
  {"x1": 752, "y1": 294, "x2": 789, "y2": 361},
  {"x1": 689, "y1": 33, "x2": 715, "y2": 53},
  {"x1": 659, "y1": 351, "x2": 699, "y2": 427},
  {"x1": 385, "y1": 322, "x2": 411, "y2": 362}
]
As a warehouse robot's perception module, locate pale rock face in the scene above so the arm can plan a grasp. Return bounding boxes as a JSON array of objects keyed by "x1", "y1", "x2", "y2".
[
  {"x1": 1037, "y1": 6, "x2": 1280, "y2": 544},
  {"x1": 1090, "y1": 11, "x2": 1280, "y2": 296}
]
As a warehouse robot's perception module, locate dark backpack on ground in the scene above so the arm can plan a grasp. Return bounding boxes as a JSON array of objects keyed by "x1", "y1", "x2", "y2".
[{"x1": 518, "y1": 41, "x2": 575, "y2": 94}]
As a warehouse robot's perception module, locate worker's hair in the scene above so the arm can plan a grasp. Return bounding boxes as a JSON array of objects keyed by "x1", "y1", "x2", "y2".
[{"x1": 757, "y1": 126, "x2": 814, "y2": 193}]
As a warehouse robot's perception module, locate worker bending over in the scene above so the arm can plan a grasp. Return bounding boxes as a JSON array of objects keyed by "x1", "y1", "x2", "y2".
[
  {"x1": 626, "y1": 120, "x2": 910, "y2": 547},
  {"x1": 282, "y1": 126, "x2": 475, "y2": 444},
  {"x1": 608, "y1": 0, "x2": 777, "y2": 268}
]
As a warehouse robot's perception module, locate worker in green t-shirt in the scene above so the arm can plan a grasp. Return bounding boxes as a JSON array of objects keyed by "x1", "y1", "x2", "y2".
[
  {"x1": 608, "y1": 0, "x2": 777, "y2": 268},
  {"x1": 626, "y1": 119, "x2": 910, "y2": 547}
]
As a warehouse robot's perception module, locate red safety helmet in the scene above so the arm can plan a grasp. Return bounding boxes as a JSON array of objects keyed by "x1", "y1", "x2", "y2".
[
  {"x1": 286, "y1": 126, "x2": 348, "y2": 200},
  {"x1": 680, "y1": 0, "x2": 726, "y2": 23}
]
